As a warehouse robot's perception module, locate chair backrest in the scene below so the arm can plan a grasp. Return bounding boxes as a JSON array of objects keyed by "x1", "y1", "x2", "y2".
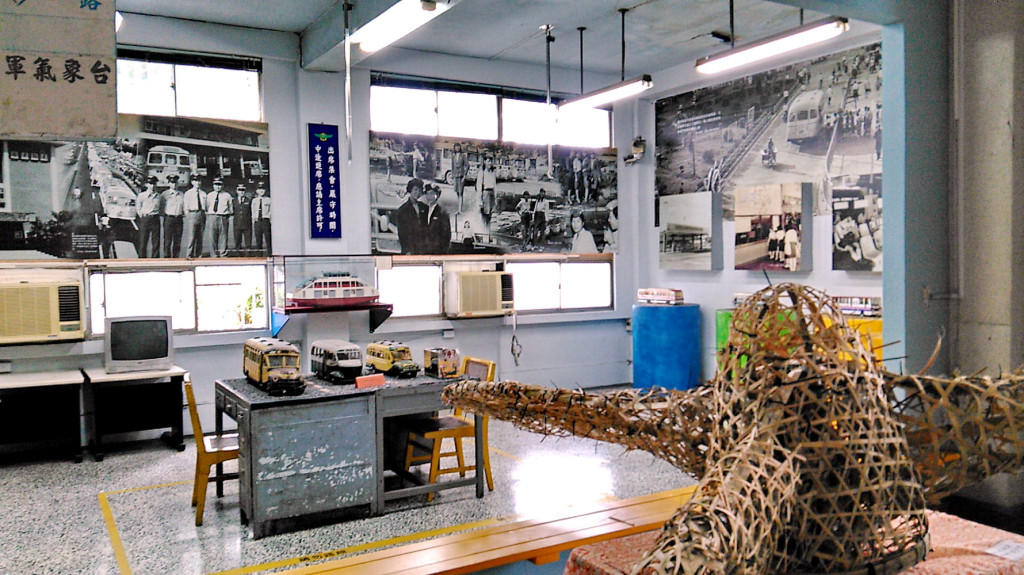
[
  {"x1": 460, "y1": 356, "x2": 495, "y2": 382},
  {"x1": 184, "y1": 380, "x2": 207, "y2": 456}
]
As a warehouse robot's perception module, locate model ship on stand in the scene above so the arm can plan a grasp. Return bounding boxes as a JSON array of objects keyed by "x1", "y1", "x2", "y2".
[{"x1": 289, "y1": 272, "x2": 380, "y2": 307}]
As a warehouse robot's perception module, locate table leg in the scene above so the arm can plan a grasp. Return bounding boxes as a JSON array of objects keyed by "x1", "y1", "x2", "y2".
[
  {"x1": 216, "y1": 400, "x2": 225, "y2": 498},
  {"x1": 474, "y1": 413, "x2": 485, "y2": 499}
]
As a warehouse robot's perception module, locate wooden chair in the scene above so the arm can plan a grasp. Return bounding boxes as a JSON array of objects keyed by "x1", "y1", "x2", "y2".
[
  {"x1": 402, "y1": 356, "x2": 495, "y2": 501},
  {"x1": 184, "y1": 380, "x2": 239, "y2": 526}
]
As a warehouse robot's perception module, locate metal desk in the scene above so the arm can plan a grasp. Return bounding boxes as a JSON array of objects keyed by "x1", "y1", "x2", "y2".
[{"x1": 216, "y1": 374, "x2": 483, "y2": 538}]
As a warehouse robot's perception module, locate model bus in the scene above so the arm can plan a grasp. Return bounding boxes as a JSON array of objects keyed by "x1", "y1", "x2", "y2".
[
  {"x1": 637, "y1": 287, "x2": 685, "y2": 305},
  {"x1": 310, "y1": 339, "x2": 363, "y2": 384},
  {"x1": 785, "y1": 90, "x2": 825, "y2": 142},
  {"x1": 365, "y1": 340, "x2": 420, "y2": 377},
  {"x1": 242, "y1": 337, "x2": 306, "y2": 395}
]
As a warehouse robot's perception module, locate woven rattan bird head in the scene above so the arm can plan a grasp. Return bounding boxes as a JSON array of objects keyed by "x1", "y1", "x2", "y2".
[{"x1": 443, "y1": 283, "x2": 1024, "y2": 575}]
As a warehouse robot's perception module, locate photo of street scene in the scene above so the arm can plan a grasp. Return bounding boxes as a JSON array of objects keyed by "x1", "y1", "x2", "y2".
[
  {"x1": 654, "y1": 41, "x2": 883, "y2": 239},
  {"x1": 734, "y1": 182, "x2": 808, "y2": 271},
  {"x1": 658, "y1": 191, "x2": 715, "y2": 270},
  {"x1": 832, "y1": 186, "x2": 882, "y2": 271},
  {"x1": 369, "y1": 132, "x2": 618, "y2": 255},
  {"x1": 0, "y1": 114, "x2": 271, "y2": 260}
]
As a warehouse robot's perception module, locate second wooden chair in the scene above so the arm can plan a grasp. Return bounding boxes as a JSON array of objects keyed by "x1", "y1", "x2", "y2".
[{"x1": 402, "y1": 356, "x2": 495, "y2": 501}]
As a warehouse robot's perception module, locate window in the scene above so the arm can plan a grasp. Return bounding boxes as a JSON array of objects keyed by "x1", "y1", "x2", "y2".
[
  {"x1": 379, "y1": 257, "x2": 613, "y2": 318},
  {"x1": 378, "y1": 265, "x2": 442, "y2": 317},
  {"x1": 370, "y1": 81, "x2": 610, "y2": 148},
  {"x1": 117, "y1": 56, "x2": 262, "y2": 122},
  {"x1": 89, "y1": 262, "x2": 267, "y2": 334}
]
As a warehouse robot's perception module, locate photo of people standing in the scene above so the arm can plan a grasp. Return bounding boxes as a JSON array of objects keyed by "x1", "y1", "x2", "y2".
[
  {"x1": 0, "y1": 113, "x2": 272, "y2": 260},
  {"x1": 369, "y1": 133, "x2": 618, "y2": 255}
]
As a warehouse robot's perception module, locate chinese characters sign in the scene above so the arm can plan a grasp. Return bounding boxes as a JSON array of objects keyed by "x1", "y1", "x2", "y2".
[
  {"x1": 1, "y1": 0, "x2": 117, "y2": 138},
  {"x1": 307, "y1": 123, "x2": 341, "y2": 238}
]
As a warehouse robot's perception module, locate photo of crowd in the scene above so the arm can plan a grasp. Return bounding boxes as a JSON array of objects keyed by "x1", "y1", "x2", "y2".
[{"x1": 369, "y1": 133, "x2": 618, "y2": 256}]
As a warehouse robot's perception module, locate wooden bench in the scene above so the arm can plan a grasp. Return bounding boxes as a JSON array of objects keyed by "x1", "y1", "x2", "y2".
[{"x1": 280, "y1": 485, "x2": 697, "y2": 575}]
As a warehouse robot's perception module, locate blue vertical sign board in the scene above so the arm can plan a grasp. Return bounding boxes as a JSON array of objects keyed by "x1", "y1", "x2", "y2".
[{"x1": 307, "y1": 123, "x2": 342, "y2": 238}]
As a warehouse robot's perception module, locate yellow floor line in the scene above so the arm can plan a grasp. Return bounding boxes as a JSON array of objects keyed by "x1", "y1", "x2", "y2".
[
  {"x1": 489, "y1": 446, "x2": 520, "y2": 461},
  {"x1": 207, "y1": 516, "x2": 512, "y2": 575},
  {"x1": 97, "y1": 491, "x2": 134, "y2": 575}
]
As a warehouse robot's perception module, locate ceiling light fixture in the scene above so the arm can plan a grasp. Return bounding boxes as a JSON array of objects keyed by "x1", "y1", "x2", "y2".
[
  {"x1": 695, "y1": 16, "x2": 848, "y2": 75},
  {"x1": 559, "y1": 75, "x2": 653, "y2": 111},
  {"x1": 559, "y1": 8, "x2": 652, "y2": 111},
  {"x1": 348, "y1": 0, "x2": 449, "y2": 53}
]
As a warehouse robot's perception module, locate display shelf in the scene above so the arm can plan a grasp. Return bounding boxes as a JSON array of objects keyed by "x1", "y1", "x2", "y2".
[
  {"x1": 270, "y1": 255, "x2": 392, "y2": 335},
  {"x1": 270, "y1": 302, "x2": 393, "y2": 336}
]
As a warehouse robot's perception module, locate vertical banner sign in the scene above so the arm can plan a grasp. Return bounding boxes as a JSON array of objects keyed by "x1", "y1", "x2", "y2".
[
  {"x1": 307, "y1": 123, "x2": 342, "y2": 238},
  {"x1": 0, "y1": 0, "x2": 117, "y2": 138}
]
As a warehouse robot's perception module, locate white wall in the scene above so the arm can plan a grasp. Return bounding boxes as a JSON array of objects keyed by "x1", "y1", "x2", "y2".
[{"x1": 6, "y1": 11, "x2": 898, "y2": 437}]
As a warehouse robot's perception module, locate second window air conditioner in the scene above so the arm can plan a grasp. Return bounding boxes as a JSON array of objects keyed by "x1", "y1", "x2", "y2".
[
  {"x1": 0, "y1": 277, "x2": 86, "y2": 345},
  {"x1": 444, "y1": 271, "x2": 514, "y2": 318}
]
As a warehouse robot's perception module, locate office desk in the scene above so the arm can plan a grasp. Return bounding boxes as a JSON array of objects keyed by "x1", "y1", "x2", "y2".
[
  {"x1": 83, "y1": 366, "x2": 187, "y2": 461},
  {"x1": 216, "y1": 375, "x2": 483, "y2": 538},
  {"x1": 0, "y1": 370, "x2": 85, "y2": 462}
]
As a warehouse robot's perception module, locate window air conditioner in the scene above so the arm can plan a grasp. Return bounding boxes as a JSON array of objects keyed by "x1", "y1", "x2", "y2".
[
  {"x1": 444, "y1": 271, "x2": 514, "y2": 318},
  {"x1": 0, "y1": 278, "x2": 86, "y2": 344}
]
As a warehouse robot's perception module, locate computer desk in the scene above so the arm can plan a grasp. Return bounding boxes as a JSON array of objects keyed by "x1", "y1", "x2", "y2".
[{"x1": 215, "y1": 374, "x2": 484, "y2": 539}]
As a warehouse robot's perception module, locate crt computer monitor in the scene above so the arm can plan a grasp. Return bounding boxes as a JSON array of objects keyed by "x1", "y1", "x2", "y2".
[{"x1": 104, "y1": 316, "x2": 174, "y2": 374}]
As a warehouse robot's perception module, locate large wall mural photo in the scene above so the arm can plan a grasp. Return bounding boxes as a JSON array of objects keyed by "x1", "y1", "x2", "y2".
[
  {"x1": 369, "y1": 132, "x2": 618, "y2": 256},
  {"x1": 0, "y1": 114, "x2": 271, "y2": 260},
  {"x1": 655, "y1": 42, "x2": 882, "y2": 272}
]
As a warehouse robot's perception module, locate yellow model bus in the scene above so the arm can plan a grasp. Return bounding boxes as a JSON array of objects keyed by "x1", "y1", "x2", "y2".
[
  {"x1": 365, "y1": 340, "x2": 420, "y2": 377},
  {"x1": 242, "y1": 337, "x2": 305, "y2": 395}
]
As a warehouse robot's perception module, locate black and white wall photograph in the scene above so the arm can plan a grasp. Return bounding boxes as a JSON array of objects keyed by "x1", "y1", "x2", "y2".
[
  {"x1": 654, "y1": 41, "x2": 882, "y2": 223},
  {"x1": 368, "y1": 132, "x2": 618, "y2": 256},
  {"x1": 734, "y1": 182, "x2": 807, "y2": 271},
  {"x1": 832, "y1": 184, "x2": 883, "y2": 271},
  {"x1": 0, "y1": 114, "x2": 271, "y2": 260},
  {"x1": 658, "y1": 191, "x2": 716, "y2": 270}
]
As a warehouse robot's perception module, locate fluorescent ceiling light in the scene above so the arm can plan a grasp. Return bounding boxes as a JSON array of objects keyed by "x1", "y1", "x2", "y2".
[
  {"x1": 558, "y1": 75, "x2": 653, "y2": 111},
  {"x1": 695, "y1": 16, "x2": 848, "y2": 75},
  {"x1": 348, "y1": 0, "x2": 449, "y2": 53}
]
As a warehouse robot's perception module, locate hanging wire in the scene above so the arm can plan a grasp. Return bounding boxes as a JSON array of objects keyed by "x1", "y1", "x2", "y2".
[
  {"x1": 343, "y1": 2, "x2": 353, "y2": 163},
  {"x1": 619, "y1": 8, "x2": 627, "y2": 81},
  {"x1": 543, "y1": 24, "x2": 554, "y2": 181},
  {"x1": 577, "y1": 26, "x2": 586, "y2": 94}
]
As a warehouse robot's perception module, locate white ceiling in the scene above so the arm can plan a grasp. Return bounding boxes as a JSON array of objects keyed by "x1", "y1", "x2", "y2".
[{"x1": 114, "y1": 0, "x2": 857, "y2": 76}]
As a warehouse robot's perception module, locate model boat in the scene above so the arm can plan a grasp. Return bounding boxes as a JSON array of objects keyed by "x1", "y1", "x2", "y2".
[{"x1": 290, "y1": 272, "x2": 380, "y2": 307}]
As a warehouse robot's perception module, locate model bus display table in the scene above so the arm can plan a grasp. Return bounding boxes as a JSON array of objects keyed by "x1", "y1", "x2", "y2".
[
  {"x1": 0, "y1": 370, "x2": 85, "y2": 462},
  {"x1": 216, "y1": 374, "x2": 483, "y2": 538},
  {"x1": 565, "y1": 510, "x2": 1024, "y2": 575},
  {"x1": 82, "y1": 365, "x2": 187, "y2": 461}
]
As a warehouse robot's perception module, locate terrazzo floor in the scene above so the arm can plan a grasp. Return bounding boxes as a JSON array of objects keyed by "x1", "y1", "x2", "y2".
[{"x1": 0, "y1": 416, "x2": 695, "y2": 575}]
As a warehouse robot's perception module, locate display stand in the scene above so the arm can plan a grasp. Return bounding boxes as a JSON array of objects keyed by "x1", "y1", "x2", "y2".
[
  {"x1": 0, "y1": 370, "x2": 85, "y2": 462},
  {"x1": 632, "y1": 303, "x2": 702, "y2": 390},
  {"x1": 82, "y1": 365, "x2": 187, "y2": 461}
]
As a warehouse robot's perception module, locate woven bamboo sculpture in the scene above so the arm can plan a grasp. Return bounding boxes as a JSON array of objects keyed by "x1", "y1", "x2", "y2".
[{"x1": 443, "y1": 283, "x2": 1024, "y2": 575}]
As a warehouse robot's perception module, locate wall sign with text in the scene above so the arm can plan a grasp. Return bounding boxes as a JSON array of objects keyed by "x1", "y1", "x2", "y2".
[
  {"x1": 307, "y1": 123, "x2": 341, "y2": 239},
  {"x1": 1, "y1": 0, "x2": 117, "y2": 138}
]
